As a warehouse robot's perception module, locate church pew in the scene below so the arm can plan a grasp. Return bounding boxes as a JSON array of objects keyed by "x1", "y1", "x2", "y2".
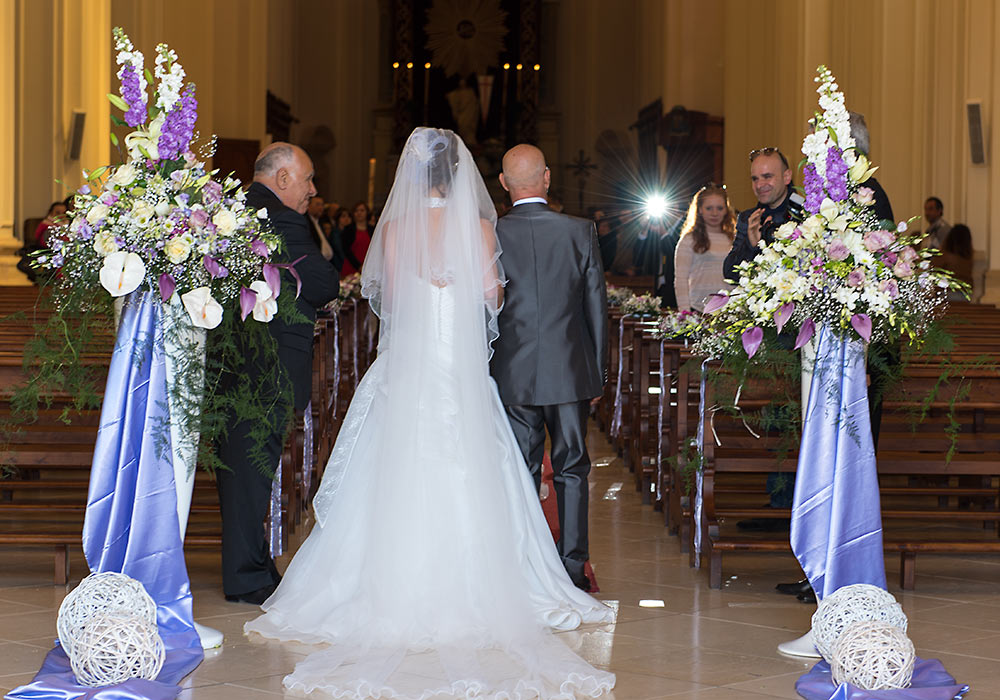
[{"x1": 0, "y1": 287, "x2": 362, "y2": 583}]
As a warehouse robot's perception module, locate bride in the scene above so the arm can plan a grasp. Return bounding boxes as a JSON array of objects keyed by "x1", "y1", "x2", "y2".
[{"x1": 245, "y1": 128, "x2": 616, "y2": 699}]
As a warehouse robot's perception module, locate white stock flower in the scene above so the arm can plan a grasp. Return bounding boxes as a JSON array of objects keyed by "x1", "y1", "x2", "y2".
[
  {"x1": 99, "y1": 251, "x2": 145, "y2": 297},
  {"x1": 834, "y1": 286, "x2": 859, "y2": 310},
  {"x1": 93, "y1": 231, "x2": 119, "y2": 256},
  {"x1": 154, "y1": 44, "x2": 185, "y2": 112},
  {"x1": 181, "y1": 287, "x2": 224, "y2": 329}
]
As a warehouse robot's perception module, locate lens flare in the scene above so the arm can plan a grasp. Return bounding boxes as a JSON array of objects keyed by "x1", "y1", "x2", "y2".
[{"x1": 644, "y1": 194, "x2": 668, "y2": 219}]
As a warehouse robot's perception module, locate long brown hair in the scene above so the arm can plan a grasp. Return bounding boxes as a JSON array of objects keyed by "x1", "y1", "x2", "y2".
[{"x1": 679, "y1": 184, "x2": 735, "y2": 254}]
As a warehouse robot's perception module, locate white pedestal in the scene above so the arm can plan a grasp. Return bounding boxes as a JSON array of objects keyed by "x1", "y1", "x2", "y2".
[
  {"x1": 162, "y1": 297, "x2": 223, "y2": 650},
  {"x1": 777, "y1": 336, "x2": 821, "y2": 659}
]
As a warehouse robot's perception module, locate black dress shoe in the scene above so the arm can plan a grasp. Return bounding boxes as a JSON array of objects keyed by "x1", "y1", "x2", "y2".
[
  {"x1": 775, "y1": 578, "x2": 812, "y2": 596},
  {"x1": 797, "y1": 588, "x2": 817, "y2": 605},
  {"x1": 225, "y1": 582, "x2": 278, "y2": 605}
]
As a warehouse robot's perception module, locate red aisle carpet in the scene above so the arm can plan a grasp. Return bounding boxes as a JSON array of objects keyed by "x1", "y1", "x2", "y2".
[{"x1": 540, "y1": 455, "x2": 599, "y2": 592}]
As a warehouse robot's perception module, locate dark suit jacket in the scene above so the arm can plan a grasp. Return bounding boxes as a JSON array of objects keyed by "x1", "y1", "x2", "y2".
[
  {"x1": 723, "y1": 186, "x2": 796, "y2": 283},
  {"x1": 490, "y1": 202, "x2": 607, "y2": 406},
  {"x1": 246, "y1": 182, "x2": 339, "y2": 410}
]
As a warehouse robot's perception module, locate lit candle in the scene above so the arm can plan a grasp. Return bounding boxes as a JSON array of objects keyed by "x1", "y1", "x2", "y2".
[
  {"x1": 392, "y1": 61, "x2": 400, "y2": 104},
  {"x1": 367, "y1": 158, "x2": 376, "y2": 211},
  {"x1": 516, "y1": 63, "x2": 523, "y2": 99}
]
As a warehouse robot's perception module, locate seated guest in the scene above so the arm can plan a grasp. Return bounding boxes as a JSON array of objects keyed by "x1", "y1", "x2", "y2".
[
  {"x1": 341, "y1": 201, "x2": 373, "y2": 275},
  {"x1": 922, "y1": 196, "x2": 951, "y2": 249},
  {"x1": 674, "y1": 184, "x2": 735, "y2": 312},
  {"x1": 35, "y1": 201, "x2": 67, "y2": 247},
  {"x1": 937, "y1": 223, "x2": 974, "y2": 300}
]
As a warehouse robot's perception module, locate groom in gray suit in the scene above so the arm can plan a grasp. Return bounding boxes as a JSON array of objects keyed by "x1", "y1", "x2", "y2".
[{"x1": 491, "y1": 144, "x2": 608, "y2": 591}]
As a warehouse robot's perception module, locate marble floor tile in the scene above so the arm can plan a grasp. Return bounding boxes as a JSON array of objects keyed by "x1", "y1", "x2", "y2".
[{"x1": 0, "y1": 422, "x2": 997, "y2": 698}]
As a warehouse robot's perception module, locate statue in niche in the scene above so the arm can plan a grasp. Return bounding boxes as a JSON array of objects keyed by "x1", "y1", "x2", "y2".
[{"x1": 446, "y1": 77, "x2": 479, "y2": 146}]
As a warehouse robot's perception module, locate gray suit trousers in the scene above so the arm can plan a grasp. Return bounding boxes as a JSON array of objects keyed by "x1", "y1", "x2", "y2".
[{"x1": 504, "y1": 401, "x2": 591, "y2": 589}]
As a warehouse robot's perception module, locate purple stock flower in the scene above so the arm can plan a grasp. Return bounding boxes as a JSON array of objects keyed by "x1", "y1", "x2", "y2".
[
  {"x1": 119, "y1": 64, "x2": 147, "y2": 127},
  {"x1": 803, "y1": 163, "x2": 824, "y2": 214},
  {"x1": 825, "y1": 145, "x2": 849, "y2": 202},
  {"x1": 158, "y1": 84, "x2": 199, "y2": 161},
  {"x1": 216, "y1": 239, "x2": 231, "y2": 252},
  {"x1": 847, "y1": 268, "x2": 866, "y2": 287},
  {"x1": 51, "y1": 253, "x2": 64, "y2": 267},
  {"x1": 78, "y1": 184, "x2": 91, "y2": 195}
]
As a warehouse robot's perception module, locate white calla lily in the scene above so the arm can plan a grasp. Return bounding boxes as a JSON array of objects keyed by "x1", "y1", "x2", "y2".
[
  {"x1": 249, "y1": 280, "x2": 277, "y2": 322},
  {"x1": 181, "y1": 286, "x2": 224, "y2": 329},
  {"x1": 99, "y1": 251, "x2": 146, "y2": 297}
]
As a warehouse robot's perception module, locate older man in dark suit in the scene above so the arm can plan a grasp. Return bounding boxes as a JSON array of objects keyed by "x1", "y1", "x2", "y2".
[
  {"x1": 491, "y1": 144, "x2": 607, "y2": 591},
  {"x1": 216, "y1": 142, "x2": 338, "y2": 604}
]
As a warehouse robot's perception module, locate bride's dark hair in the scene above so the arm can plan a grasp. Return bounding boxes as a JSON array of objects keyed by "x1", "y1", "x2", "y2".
[{"x1": 427, "y1": 131, "x2": 459, "y2": 195}]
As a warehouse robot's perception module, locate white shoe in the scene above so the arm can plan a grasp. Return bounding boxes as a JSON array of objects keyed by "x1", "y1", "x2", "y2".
[
  {"x1": 194, "y1": 621, "x2": 224, "y2": 649},
  {"x1": 777, "y1": 630, "x2": 821, "y2": 658}
]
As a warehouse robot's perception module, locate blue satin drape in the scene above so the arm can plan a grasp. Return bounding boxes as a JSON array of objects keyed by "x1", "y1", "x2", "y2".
[
  {"x1": 6, "y1": 293, "x2": 203, "y2": 700},
  {"x1": 790, "y1": 325, "x2": 887, "y2": 600}
]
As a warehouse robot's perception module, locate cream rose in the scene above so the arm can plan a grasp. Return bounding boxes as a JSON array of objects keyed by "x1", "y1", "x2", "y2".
[
  {"x1": 212, "y1": 208, "x2": 238, "y2": 236},
  {"x1": 93, "y1": 231, "x2": 119, "y2": 256},
  {"x1": 164, "y1": 236, "x2": 192, "y2": 264},
  {"x1": 86, "y1": 203, "x2": 110, "y2": 225}
]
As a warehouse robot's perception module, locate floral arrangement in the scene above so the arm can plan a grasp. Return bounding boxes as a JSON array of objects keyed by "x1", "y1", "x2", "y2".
[
  {"x1": 657, "y1": 309, "x2": 701, "y2": 340},
  {"x1": 692, "y1": 66, "x2": 968, "y2": 359},
  {"x1": 620, "y1": 293, "x2": 663, "y2": 317},
  {"x1": 606, "y1": 284, "x2": 634, "y2": 308},
  {"x1": 339, "y1": 273, "x2": 363, "y2": 300},
  {"x1": 35, "y1": 28, "x2": 284, "y2": 330}
]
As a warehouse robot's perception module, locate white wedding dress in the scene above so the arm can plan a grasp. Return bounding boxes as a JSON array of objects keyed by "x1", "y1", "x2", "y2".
[{"x1": 245, "y1": 128, "x2": 616, "y2": 699}]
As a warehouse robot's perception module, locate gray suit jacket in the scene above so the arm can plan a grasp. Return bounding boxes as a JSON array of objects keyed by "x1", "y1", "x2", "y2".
[{"x1": 490, "y1": 202, "x2": 608, "y2": 406}]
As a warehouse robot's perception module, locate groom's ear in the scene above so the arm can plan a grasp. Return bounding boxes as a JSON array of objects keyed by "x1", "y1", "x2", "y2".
[{"x1": 499, "y1": 173, "x2": 509, "y2": 192}]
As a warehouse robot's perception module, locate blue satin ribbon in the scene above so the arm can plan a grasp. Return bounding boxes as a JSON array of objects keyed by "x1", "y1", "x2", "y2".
[
  {"x1": 795, "y1": 657, "x2": 968, "y2": 700},
  {"x1": 790, "y1": 324, "x2": 887, "y2": 600},
  {"x1": 6, "y1": 293, "x2": 203, "y2": 700}
]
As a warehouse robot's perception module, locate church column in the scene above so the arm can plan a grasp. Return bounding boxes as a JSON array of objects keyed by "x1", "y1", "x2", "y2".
[{"x1": 0, "y1": 0, "x2": 15, "y2": 240}]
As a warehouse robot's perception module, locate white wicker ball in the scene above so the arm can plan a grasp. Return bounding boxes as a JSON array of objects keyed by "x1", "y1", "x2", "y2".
[
  {"x1": 57, "y1": 572, "x2": 157, "y2": 657},
  {"x1": 811, "y1": 584, "x2": 907, "y2": 661},
  {"x1": 68, "y1": 612, "x2": 166, "y2": 687},
  {"x1": 830, "y1": 621, "x2": 915, "y2": 690}
]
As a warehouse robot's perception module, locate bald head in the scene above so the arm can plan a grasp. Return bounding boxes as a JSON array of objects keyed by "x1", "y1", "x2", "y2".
[
  {"x1": 500, "y1": 144, "x2": 550, "y2": 202},
  {"x1": 254, "y1": 142, "x2": 316, "y2": 214}
]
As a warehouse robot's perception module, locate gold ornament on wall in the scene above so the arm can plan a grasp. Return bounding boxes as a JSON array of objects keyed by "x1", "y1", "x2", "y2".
[{"x1": 425, "y1": 0, "x2": 508, "y2": 77}]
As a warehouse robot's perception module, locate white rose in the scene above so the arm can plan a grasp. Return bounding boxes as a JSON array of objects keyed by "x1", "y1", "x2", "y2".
[
  {"x1": 132, "y1": 200, "x2": 154, "y2": 225},
  {"x1": 154, "y1": 201, "x2": 172, "y2": 217},
  {"x1": 212, "y1": 208, "x2": 238, "y2": 236},
  {"x1": 164, "y1": 236, "x2": 192, "y2": 264},
  {"x1": 109, "y1": 162, "x2": 136, "y2": 187},
  {"x1": 93, "y1": 231, "x2": 119, "y2": 256},
  {"x1": 86, "y1": 203, "x2": 110, "y2": 225}
]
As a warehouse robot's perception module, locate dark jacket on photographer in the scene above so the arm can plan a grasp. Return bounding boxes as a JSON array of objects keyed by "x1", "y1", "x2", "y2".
[{"x1": 723, "y1": 184, "x2": 802, "y2": 283}]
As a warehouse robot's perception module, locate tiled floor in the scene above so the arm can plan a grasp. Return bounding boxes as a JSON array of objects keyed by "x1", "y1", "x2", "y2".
[{"x1": 1, "y1": 425, "x2": 999, "y2": 698}]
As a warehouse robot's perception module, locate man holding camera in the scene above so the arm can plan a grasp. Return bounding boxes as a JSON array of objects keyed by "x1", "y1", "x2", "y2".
[{"x1": 723, "y1": 148, "x2": 802, "y2": 283}]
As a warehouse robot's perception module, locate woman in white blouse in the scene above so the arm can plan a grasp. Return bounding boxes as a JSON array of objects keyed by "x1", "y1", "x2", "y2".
[{"x1": 674, "y1": 184, "x2": 736, "y2": 311}]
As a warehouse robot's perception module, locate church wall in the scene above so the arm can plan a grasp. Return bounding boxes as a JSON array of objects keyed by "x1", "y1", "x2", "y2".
[{"x1": 290, "y1": 0, "x2": 381, "y2": 207}]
